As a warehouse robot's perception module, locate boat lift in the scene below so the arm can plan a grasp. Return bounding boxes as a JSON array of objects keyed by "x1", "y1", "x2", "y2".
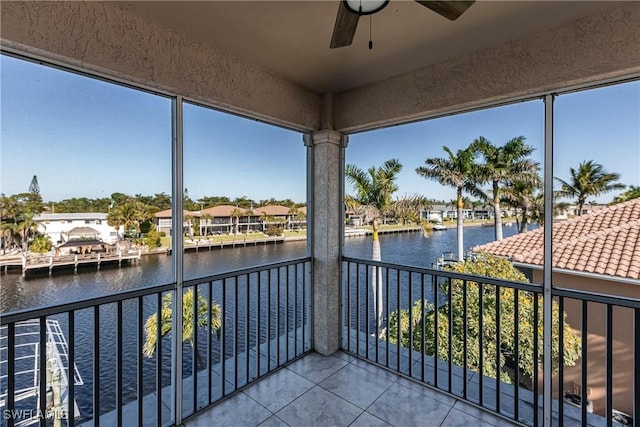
[{"x1": 0, "y1": 319, "x2": 83, "y2": 426}]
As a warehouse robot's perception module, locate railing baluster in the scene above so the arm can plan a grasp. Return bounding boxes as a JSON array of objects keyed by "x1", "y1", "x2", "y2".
[
  {"x1": 7, "y1": 323, "x2": 15, "y2": 427},
  {"x1": 385, "y1": 267, "x2": 390, "y2": 369},
  {"x1": 409, "y1": 272, "x2": 413, "y2": 378},
  {"x1": 558, "y1": 296, "x2": 564, "y2": 427},
  {"x1": 94, "y1": 306, "x2": 101, "y2": 427},
  {"x1": 207, "y1": 281, "x2": 212, "y2": 405},
  {"x1": 294, "y1": 263, "x2": 298, "y2": 357},
  {"x1": 581, "y1": 300, "x2": 588, "y2": 427},
  {"x1": 366, "y1": 262, "x2": 370, "y2": 361},
  {"x1": 448, "y1": 277, "x2": 453, "y2": 394},
  {"x1": 396, "y1": 268, "x2": 401, "y2": 372},
  {"x1": 463, "y1": 279, "x2": 468, "y2": 401},
  {"x1": 357, "y1": 262, "x2": 360, "y2": 357},
  {"x1": 39, "y1": 316, "x2": 46, "y2": 427},
  {"x1": 533, "y1": 292, "x2": 539, "y2": 427},
  {"x1": 346, "y1": 262, "x2": 351, "y2": 353},
  {"x1": 276, "y1": 267, "x2": 281, "y2": 366},
  {"x1": 257, "y1": 272, "x2": 262, "y2": 378},
  {"x1": 137, "y1": 298, "x2": 143, "y2": 427},
  {"x1": 116, "y1": 300, "x2": 123, "y2": 425},
  {"x1": 479, "y1": 282, "x2": 484, "y2": 407},
  {"x1": 302, "y1": 262, "x2": 306, "y2": 352},
  {"x1": 634, "y1": 308, "x2": 639, "y2": 427},
  {"x1": 514, "y1": 289, "x2": 520, "y2": 422},
  {"x1": 246, "y1": 273, "x2": 250, "y2": 385},
  {"x1": 221, "y1": 279, "x2": 226, "y2": 396},
  {"x1": 606, "y1": 304, "x2": 612, "y2": 427},
  {"x1": 421, "y1": 273, "x2": 425, "y2": 384},
  {"x1": 434, "y1": 274, "x2": 439, "y2": 388},
  {"x1": 156, "y1": 292, "x2": 162, "y2": 426},
  {"x1": 267, "y1": 271, "x2": 271, "y2": 371},
  {"x1": 69, "y1": 311, "x2": 76, "y2": 427},
  {"x1": 234, "y1": 276, "x2": 239, "y2": 390},
  {"x1": 495, "y1": 284, "x2": 501, "y2": 414},
  {"x1": 285, "y1": 266, "x2": 289, "y2": 362},
  {"x1": 192, "y1": 285, "x2": 198, "y2": 413}
]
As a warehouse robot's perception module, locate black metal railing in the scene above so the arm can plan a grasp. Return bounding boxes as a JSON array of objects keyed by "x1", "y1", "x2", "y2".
[
  {"x1": 0, "y1": 256, "x2": 311, "y2": 427},
  {"x1": 180, "y1": 257, "x2": 312, "y2": 420},
  {"x1": 341, "y1": 257, "x2": 639, "y2": 427}
]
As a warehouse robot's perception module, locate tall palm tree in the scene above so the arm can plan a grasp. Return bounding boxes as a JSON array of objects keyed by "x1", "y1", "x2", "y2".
[
  {"x1": 345, "y1": 158, "x2": 403, "y2": 333},
  {"x1": 416, "y1": 146, "x2": 478, "y2": 261},
  {"x1": 556, "y1": 160, "x2": 626, "y2": 215},
  {"x1": 472, "y1": 136, "x2": 539, "y2": 240}
]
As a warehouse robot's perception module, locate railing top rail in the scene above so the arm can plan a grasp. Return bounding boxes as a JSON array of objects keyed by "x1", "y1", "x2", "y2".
[
  {"x1": 183, "y1": 256, "x2": 312, "y2": 287},
  {"x1": 553, "y1": 286, "x2": 640, "y2": 309},
  {"x1": 1, "y1": 282, "x2": 175, "y2": 324},
  {"x1": 2, "y1": 256, "x2": 312, "y2": 324},
  {"x1": 342, "y1": 256, "x2": 542, "y2": 293}
]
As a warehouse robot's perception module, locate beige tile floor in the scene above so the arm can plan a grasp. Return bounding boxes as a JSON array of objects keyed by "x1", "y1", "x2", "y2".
[{"x1": 185, "y1": 352, "x2": 520, "y2": 427}]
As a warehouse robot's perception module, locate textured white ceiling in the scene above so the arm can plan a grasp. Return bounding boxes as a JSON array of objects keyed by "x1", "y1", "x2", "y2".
[{"x1": 118, "y1": 1, "x2": 627, "y2": 94}]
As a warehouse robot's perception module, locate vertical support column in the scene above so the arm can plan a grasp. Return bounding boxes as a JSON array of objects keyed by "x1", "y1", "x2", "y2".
[
  {"x1": 171, "y1": 95, "x2": 184, "y2": 425},
  {"x1": 307, "y1": 129, "x2": 347, "y2": 356},
  {"x1": 543, "y1": 94, "x2": 554, "y2": 427}
]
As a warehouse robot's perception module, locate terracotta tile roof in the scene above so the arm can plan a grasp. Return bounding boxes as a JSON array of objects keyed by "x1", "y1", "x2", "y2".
[
  {"x1": 474, "y1": 199, "x2": 640, "y2": 280},
  {"x1": 154, "y1": 209, "x2": 200, "y2": 218},
  {"x1": 254, "y1": 205, "x2": 292, "y2": 216},
  {"x1": 200, "y1": 205, "x2": 241, "y2": 217}
]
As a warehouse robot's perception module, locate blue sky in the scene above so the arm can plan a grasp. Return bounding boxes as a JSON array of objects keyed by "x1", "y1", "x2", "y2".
[{"x1": 2, "y1": 54, "x2": 638, "y2": 205}]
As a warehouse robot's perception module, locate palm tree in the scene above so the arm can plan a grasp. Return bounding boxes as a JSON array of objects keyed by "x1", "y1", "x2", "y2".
[
  {"x1": 345, "y1": 158, "x2": 403, "y2": 333},
  {"x1": 416, "y1": 146, "x2": 478, "y2": 261},
  {"x1": 472, "y1": 136, "x2": 539, "y2": 240},
  {"x1": 501, "y1": 175, "x2": 543, "y2": 233},
  {"x1": 201, "y1": 213, "x2": 212, "y2": 236},
  {"x1": 1, "y1": 222, "x2": 19, "y2": 254},
  {"x1": 107, "y1": 207, "x2": 124, "y2": 243},
  {"x1": 230, "y1": 207, "x2": 244, "y2": 235},
  {"x1": 143, "y1": 289, "x2": 221, "y2": 359},
  {"x1": 612, "y1": 185, "x2": 640, "y2": 204},
  {"x1": 556, "y1": 160, "x2": 625, "y2": 215},
  {"x1": 17, "y1": 214, "x2": 37, "y2": 252}
]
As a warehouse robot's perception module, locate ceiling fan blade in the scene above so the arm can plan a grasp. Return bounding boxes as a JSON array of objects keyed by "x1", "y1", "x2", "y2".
[
  {"x1": 330, "y1": 1, "x2": 360, "y2": 49},
  {"x1": 415, "y1": 1, "x2": 475, "y2": 21}
]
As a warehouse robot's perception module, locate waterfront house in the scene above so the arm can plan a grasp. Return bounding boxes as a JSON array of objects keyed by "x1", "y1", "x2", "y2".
[
  {"x1": 2, "y1": 2, "x2": 638, "y2": 427},
  {"x1": 33, "y1": 212, "x2": 120, "y2": 245},
  {"x1": 474, "y1": 199, "x2": 640, "y2": 417},
  {"x1": 154, "y1": 209, "x2": 200, "y2": 236}
]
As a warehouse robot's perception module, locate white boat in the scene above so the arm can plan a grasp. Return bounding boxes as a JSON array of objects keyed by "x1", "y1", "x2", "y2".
[{"x1": 432, "y1": 224, "x2": 447, "y2": 231}]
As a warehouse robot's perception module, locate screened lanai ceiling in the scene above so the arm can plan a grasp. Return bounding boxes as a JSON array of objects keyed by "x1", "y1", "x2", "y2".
[{"x1": 117, "y1": 1, "x2": 628, "y2": 94}]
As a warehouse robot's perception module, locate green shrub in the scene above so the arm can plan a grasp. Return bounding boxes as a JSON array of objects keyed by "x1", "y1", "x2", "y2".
[
  {"x1": 30, "y1": 235, "x2": 52, "y2": 253},
  {"x1": 143, "y1": 230, "x2": 162, "y2": 248},
  {"x1": 387, "y1": 254, "x2": 581, "y2": 386}
]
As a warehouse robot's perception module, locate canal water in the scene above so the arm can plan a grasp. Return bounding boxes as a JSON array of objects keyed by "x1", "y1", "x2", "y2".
[{"x1": 0, "y1": 225, "x2": 522, "y2": 424}]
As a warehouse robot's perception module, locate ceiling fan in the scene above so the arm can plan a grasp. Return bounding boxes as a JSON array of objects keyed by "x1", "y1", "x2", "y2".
[{"x1": 330, "y1": 0, "x2": 475, "y2": 49}]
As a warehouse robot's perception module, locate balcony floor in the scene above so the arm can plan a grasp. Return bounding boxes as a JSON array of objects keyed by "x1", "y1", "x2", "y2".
[{"x1": 186, "y1": 351, "x2": 519, "y2": 427}]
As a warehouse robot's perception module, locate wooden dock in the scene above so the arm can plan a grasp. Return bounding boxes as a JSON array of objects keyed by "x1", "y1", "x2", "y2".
[{"x1": 0, "y1": 251, "x2": 141, "y2": 276}]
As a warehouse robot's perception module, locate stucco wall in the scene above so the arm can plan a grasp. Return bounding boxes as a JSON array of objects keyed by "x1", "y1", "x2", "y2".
[
  {"x1": 0, "y1": 1, "x2": 320, "y2": 131},
  {"x1": 532, "y1": 270, "x2": 638, "y2": 417},
  {"x1": 334, "y1": 5, "x2": 640, "y2": 132}
]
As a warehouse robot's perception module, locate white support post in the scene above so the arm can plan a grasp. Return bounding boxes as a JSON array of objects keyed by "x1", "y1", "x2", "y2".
[
  {"x1": 171, "y1": 95, "x2": 185, "y2": 425},
  {"x1": 543, "y1": 94, "x2": 555, "y2": 427}
]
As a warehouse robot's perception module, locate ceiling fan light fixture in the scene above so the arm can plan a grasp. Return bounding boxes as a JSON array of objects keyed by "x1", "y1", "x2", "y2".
[{"x1": 343, "y1": 0, "x2": 389, "y2": 16}]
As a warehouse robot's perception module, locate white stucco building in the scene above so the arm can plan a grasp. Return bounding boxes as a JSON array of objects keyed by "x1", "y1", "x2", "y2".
[{"x1": 33, "y1": 213, "x2": 120, "y2": 245}]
